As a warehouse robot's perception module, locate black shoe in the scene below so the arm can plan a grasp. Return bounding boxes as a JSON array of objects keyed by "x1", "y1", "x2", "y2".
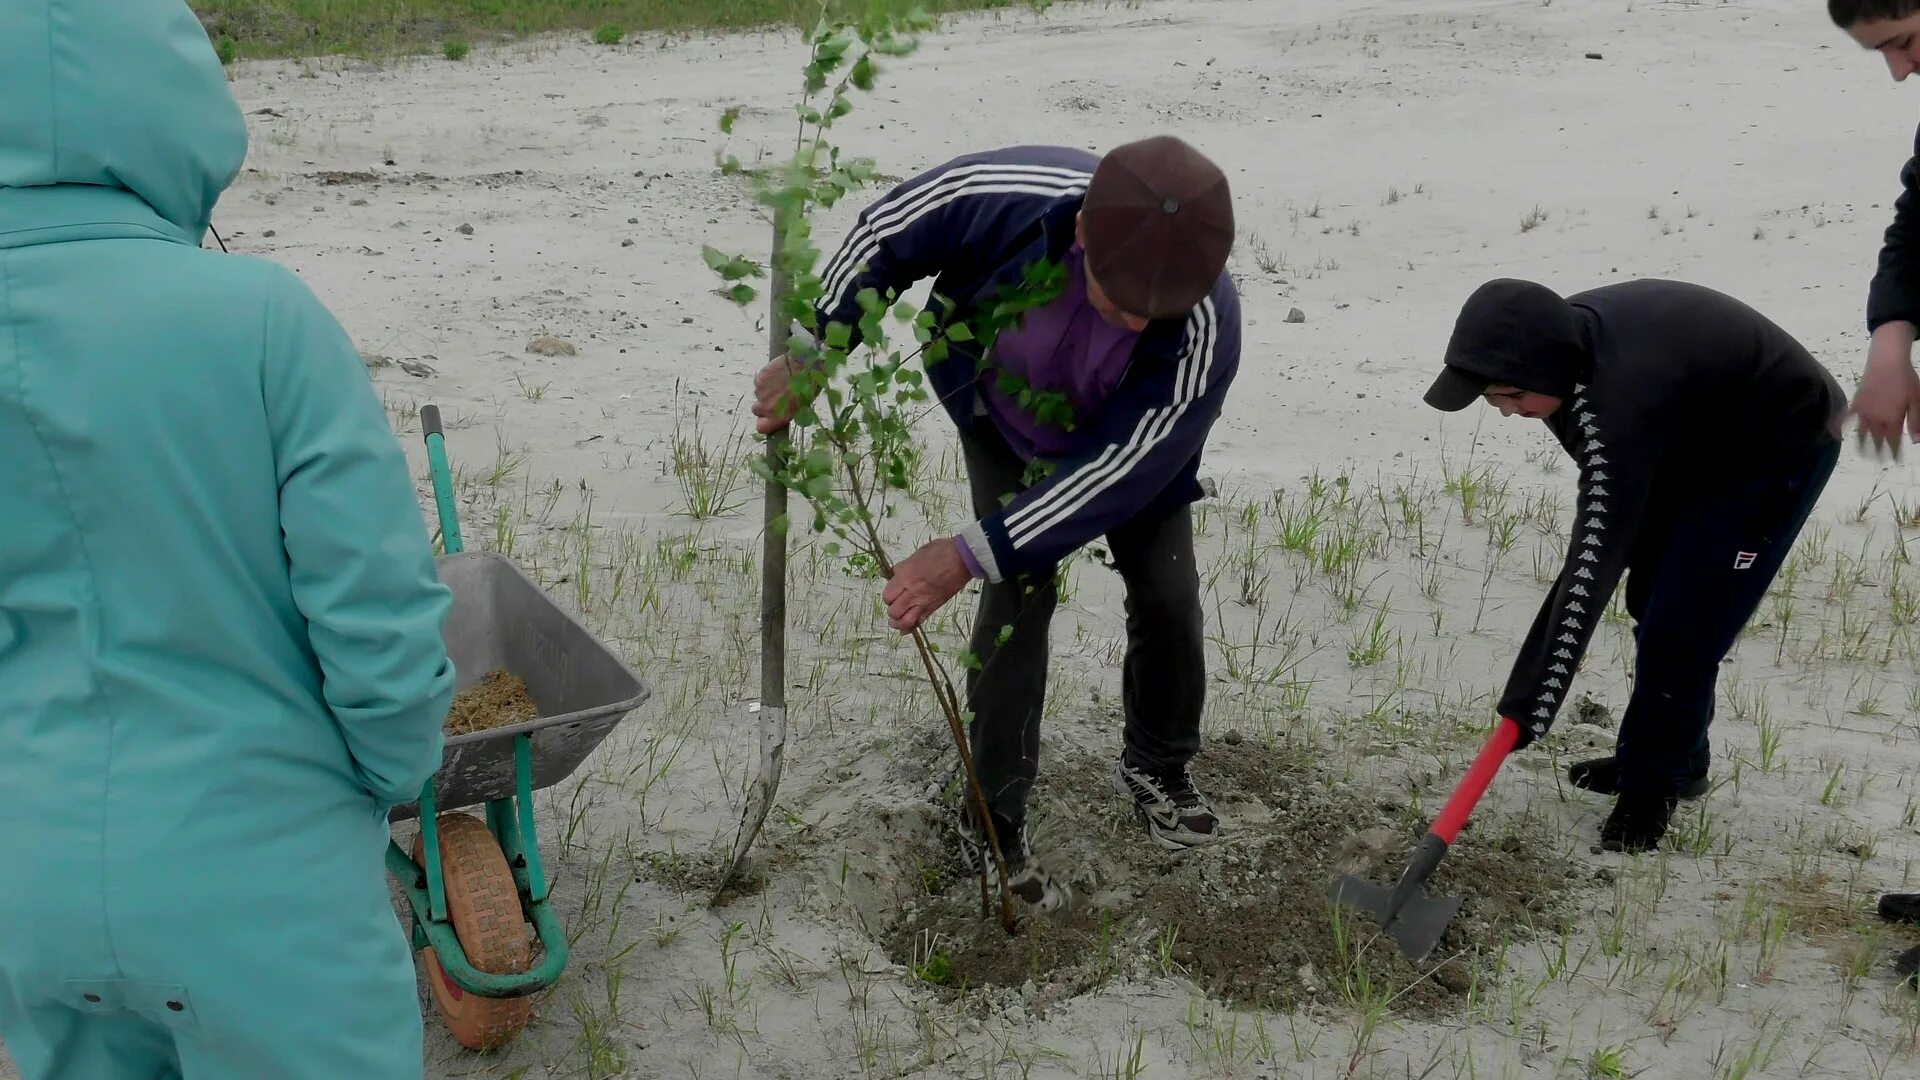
[
  {"x1": 1879, "y1": 893, "x2": 1920, "y2": 926},
  {"x1": 956, "y1": 808, "x2": 1068, "y2": 913},
  {"x1": 1111, "y1": 756, "x2": 1221, "y2": 850},
  {"x1": 1569, "y1": 756, "x2": 1709, "y2": 800},
  {"x1": 1896, "y1": 944, "x2": 1920, "y2": 990},
  {"x1": 1599, "y1": 791, "x2": 1677, "y2": 853}
]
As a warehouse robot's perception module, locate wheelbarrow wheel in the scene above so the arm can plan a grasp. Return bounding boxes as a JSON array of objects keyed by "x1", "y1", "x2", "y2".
[{"x1": 412, "y1": 812, "x2": 534, "y2": 1051}]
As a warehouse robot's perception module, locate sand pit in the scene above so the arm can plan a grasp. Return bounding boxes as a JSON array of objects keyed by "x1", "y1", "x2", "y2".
[{"x1": 8, "y1": 2, "x2": 1920, "y2": 1079}]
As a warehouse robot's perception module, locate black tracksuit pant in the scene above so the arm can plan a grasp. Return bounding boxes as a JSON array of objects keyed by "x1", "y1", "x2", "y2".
[
  {"x1": 1612, "y1": 439, "x2": 1840, "y2": 795},
  {"x1": 958, "y1": 420, "x2": 1205, "y2": 827}
]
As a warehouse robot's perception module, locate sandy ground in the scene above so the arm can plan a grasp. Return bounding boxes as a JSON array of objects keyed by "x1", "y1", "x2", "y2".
[{"x1": 9, "y1": 0, "x2": 1920, "y2": 1077}]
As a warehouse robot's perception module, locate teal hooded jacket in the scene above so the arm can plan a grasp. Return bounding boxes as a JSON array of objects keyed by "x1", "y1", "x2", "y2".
[{"x1": 0, "y1": 2, "x2": 454, "y2": 1070}]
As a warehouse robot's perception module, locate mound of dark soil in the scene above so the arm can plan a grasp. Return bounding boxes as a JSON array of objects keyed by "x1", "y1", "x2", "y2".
[{"x1": 880, "y1": 732, "x2": 1589, "y2": 1018}]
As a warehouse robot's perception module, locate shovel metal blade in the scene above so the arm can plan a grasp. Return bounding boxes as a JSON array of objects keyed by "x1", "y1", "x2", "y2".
[{"x1": 1328, "y1": 874, "x2": 1462, "y2": 963}]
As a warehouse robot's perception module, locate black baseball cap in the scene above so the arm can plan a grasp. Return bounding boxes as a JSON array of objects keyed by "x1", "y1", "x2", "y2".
[{"x1": 1424, "y1": 278, "x2": 1585, "y2": 411}]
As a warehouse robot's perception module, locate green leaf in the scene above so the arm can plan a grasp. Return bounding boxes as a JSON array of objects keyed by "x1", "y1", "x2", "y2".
[
  {"x1": 946, "y1": 322, "x2": 974, "y2": 342},
  {"x1": 850, "y1": 54, "x2": 876, "y2": 91},
  {"x1": 719, "y1": 106, "x2": 740, "y2": 134},
  {"x1": 726, "y1": 283, "x2": 757, "y2": 305},
  {"x1": 701, "y1": 245, "x2": 764, "y2": 281}
]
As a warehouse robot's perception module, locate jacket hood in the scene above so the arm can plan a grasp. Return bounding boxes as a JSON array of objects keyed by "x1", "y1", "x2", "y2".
[
  {"x1": 1425, "y1": 278, "x2": 1588, "y2": 411},
  {"x1": 0, "y1": 0, "x2": 247, "y2": 243}
]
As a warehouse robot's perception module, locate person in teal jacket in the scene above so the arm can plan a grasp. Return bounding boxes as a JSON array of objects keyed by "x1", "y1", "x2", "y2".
[{"x1": 0, "y1": 3, "x2": 456, "y2": 1078}]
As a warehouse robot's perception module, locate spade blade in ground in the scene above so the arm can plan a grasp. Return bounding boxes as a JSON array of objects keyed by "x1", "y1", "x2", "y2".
[
  {"x1": 1328, "y1": 873, "x2": 1393, "y2": 918},
  {"x1": 1379, "y1": 891, "x2": 1462, "y2": 963},
  {"x1": 1328, "y1": 875, "x2": 1461, "y2": 963}
]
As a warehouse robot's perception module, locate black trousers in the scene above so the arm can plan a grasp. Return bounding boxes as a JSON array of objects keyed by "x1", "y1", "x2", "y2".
[
  {"x1": 1613, "y1": 439, "x2": 1840, "y2": 796},
  {"x1": 958, "y1": 421, "x2": 1206, "y2": 826}
]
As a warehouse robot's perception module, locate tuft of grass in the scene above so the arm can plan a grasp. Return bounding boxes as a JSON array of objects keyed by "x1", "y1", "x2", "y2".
[
  {"x1": 191, "y1": 0, "x2": 1068, "y2": 62},
  {"x1": 442, "y1": 38, "x2": 470, "y2": 61},
  {"x1": 1520, "y1": 204, "x2": 1548, "y2": 232},
  {"x1": 592, "y1": 23, "x2": 625, "y2": 44}
]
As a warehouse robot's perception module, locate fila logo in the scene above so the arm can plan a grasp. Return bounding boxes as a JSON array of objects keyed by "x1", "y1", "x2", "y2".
[{"x1": 1733, "y1": 551, "x2": 1757, "y2": 570}]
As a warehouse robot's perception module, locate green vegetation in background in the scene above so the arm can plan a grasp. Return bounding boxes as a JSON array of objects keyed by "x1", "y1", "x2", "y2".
[{"x1": 191, "y1": 0, "x2": 1064, "y2": 61}]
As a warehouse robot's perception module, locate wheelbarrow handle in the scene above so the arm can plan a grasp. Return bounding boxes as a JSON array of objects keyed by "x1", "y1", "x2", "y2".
[
  {"x1": 1431, "y1": 716, "x2": 1523, "y2": 845},
  {"x1": 419, "y1": 403, "x2": 462, "y2": 555}
]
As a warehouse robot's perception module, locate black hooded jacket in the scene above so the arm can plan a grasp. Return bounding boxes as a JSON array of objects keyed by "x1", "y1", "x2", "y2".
[
  {"x1": 1461, "y1": 279, "x2": 1846, "y2": 746},
  {"x1": 1866, "y1": 121, "x2": 1920, "y2": 331}
]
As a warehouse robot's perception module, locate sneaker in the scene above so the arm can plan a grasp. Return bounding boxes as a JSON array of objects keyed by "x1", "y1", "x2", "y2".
[
  {"x1": 1111, "y1": 756, "x2": 1220, "y2": 850},
  {"x1": 1896, "y1": 943, "x2": 1920, "y2": 990},
  {"x1": 1878, "y1": 893, "x2": 1920, "y2": 926},
  {"x1": 956, "y1": 807, "x2": 1069, "y2": 913},
  {"x1": 1569, "y1": 756, "x2": 1709, "y2": 800},
  {"x1": 1599, "y1": 791, "x2": 1677, "y2": 853}
]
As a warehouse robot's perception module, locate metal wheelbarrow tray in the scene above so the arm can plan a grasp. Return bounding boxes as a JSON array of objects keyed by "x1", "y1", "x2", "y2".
[{"x1": 388, "y1": 549, "x2": 650, "y2": 823}]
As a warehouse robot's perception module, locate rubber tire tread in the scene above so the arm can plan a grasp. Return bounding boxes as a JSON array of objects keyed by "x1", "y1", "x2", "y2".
[{"x1": 413, "y1": 813, "x2": 534, "y2": 1051}]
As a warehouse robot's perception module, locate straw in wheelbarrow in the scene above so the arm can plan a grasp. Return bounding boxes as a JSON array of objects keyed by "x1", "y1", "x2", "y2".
[{"x1": 1328, "y1": 716, "x2": 1523, "y2": 963}]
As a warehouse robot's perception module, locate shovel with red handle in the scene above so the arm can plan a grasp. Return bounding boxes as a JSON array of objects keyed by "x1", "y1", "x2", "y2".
[{"x1": 1328, "y1": 716, "x2": 1524, "y2": 963}]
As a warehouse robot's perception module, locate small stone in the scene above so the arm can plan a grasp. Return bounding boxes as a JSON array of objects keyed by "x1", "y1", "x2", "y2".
[
  {"x1": 350, "y1": 198, "x2": 368, "y2": 207},
  {"x1": 622, "y1": 239, "x2": 634, "y2": 247},
  {"x1": 455, "y1": 223, "x2": 474, "y2": 235},
  {"x1": 397, "y1": 359, "x2": 437, "y2": 378},
  {"x1": 262, "y1": 230, "x2": 276, "y2": 238},
  {"x1": 628, "y1": 217, "x2": 639, "y2": 224},
  {"x1": 1285, "y1": 307, "x2": 1306, "y2": 323},
  {"x1": 1222, "y1": 729, "x2": 1243, "y2": 745},
  {"x1": 1585, "y1": 52, "x2": 1603, "y2": 60},
  {"x1": 527, "y1": 337, "x2": 577, "y2": 357}
]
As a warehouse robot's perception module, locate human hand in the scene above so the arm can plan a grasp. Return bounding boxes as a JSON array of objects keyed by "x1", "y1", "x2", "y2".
[
  {"x1": 882, "y1": 538, "x2": 973, "y2": 634},
  {"x1": 1847, "y1": 321, "x2": 1920, "y2": 458},
  {"x1": 750, "y1": 354, "x2": 818, "y2": 435}
]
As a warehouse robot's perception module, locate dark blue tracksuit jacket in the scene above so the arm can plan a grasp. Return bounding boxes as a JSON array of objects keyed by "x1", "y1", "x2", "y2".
[{"x1": 810, "y1": 144, "x2": 1243, "y2": 584}]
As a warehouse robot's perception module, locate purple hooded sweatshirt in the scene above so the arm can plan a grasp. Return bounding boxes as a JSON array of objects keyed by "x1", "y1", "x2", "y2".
[{"x1": 954, "y1": 242, "x2": 1141, "y2": 577}]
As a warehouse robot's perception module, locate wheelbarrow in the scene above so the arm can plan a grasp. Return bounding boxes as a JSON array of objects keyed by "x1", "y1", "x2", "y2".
[{"x1": 384, "y1": 404, "x2": 650, "y2": 1051}]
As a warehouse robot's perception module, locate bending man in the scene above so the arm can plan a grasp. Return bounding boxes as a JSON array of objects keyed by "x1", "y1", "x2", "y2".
[
  {"x1": 1423, "y1": 278, "x2": 1843, "y2": 853},
  {"x1": 752, "y1": 137, "x2": 1241, "y2": 909}
]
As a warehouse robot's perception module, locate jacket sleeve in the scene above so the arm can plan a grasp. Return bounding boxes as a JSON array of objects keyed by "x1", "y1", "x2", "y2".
[
  {"x1": 959, "y1": 287, "x2": 1239, "y2": 582},
  {"x1": 1496, "y1": 386, "x2": 1661, "y2": 749},
  {"x1": 812, "y1": 153, "x2": 1093, "y2": 349},
  {"x1": 1867, "y1": 121, "x2": 1920, "y2": 332},
  {"x1": 260, "y1": 270, "x2": 456, "y2": 805}
]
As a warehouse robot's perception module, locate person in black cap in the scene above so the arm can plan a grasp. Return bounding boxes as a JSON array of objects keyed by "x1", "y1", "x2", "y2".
[
  {"x1": 750, "y1": 137, "x2": 1240, "y2": 909},
  {"x1": 1425, "y1": 277, "x2": 1845, "y2": 852}
]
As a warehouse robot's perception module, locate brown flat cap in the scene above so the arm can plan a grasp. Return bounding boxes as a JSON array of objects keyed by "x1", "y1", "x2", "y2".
[{"x1": 1080, "y1": 135, "x2": 1234, "y2": 320}]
